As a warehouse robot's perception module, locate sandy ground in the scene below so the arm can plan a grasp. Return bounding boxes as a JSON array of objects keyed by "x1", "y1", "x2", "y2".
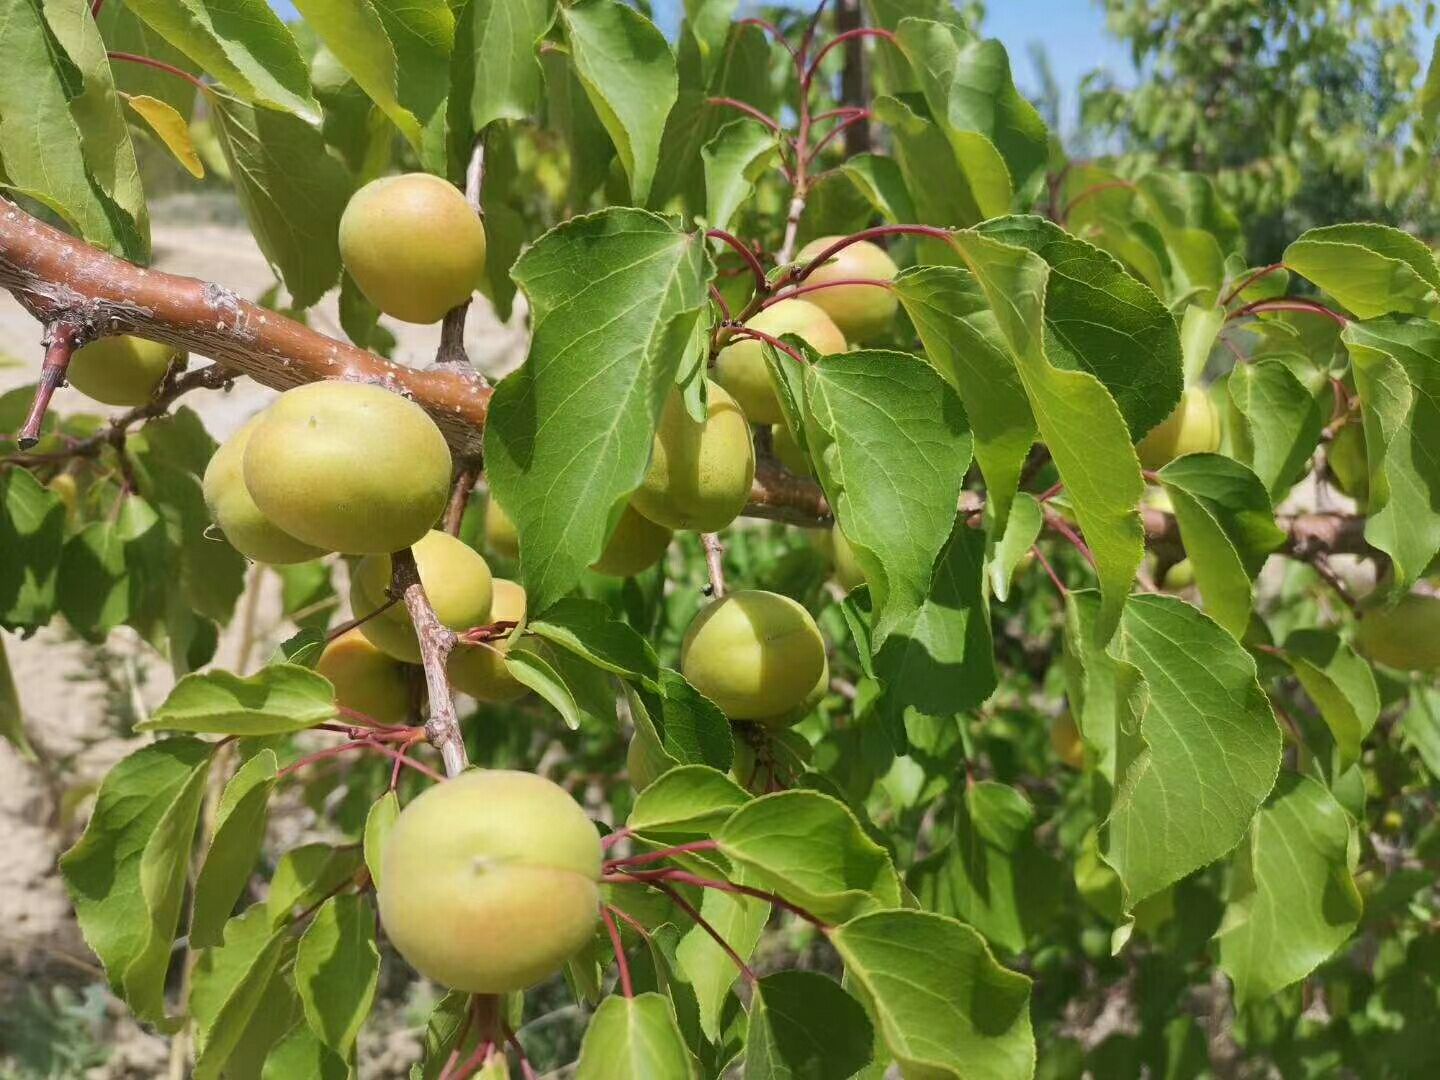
[{"x1": 0, "y1": 207, "x2": 527, "y2": 1074}]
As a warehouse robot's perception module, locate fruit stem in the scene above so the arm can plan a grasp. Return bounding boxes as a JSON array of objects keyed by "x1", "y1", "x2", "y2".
[
  {"x1": 701, "y1": 533, "x2": 727, "y2": 598},
  {"x1": 16, "y1": 322, "x2": 81, "y2": 450},
  {"x1": 503, "y1": 1025, "x2": 538, "y2": 1080},
  {"x1": 654, "y1": 882, "x2": 759, "y2": 985},
  {"x1": 604, "y1": 839, "x2": 720, "y2": 872},
  {"x1": 600, "y1": 905, "x2": 634, "y2": 996},
  {"x1": 601, "y1": 826, "x2": 633, "y2": 851}
]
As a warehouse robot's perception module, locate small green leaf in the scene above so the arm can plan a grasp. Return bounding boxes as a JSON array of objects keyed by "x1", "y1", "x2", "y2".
[
  {"x1": 409, "y1": 990, "x2": 474, "y2": 1080},
  {"x1": 575, "y1": 992, "x2": 697, "y2": 1078},
  {"x1": 744, "y1": 970, "x2": 874, "y2": 1080},
  {"x1": 261, "y1": 1022, "x2": 349, "y2": 1080},
  {"x1": 677, "y1": 886, "x2": 767, "y2": 1041},
  {"x1": 142, "y1": 664, "x2": 335, "y2": 735},
  {"x1": 990, "y1": 492, "x2": 1043, "y2": 602},
  {"x1": 60, "y1": 738, "x2": 214, "y2": 1022},
  {"x1": 1281, "y1": 630, "x2": 1380, "y2": 772},
  {"x1": 628, "y1": 765, "x2": 750, "y2": 837},
  {"x1": 1216, "y1": 773, "x2": 1362, "y2": 1006},
  {"x1": 363, "y1": 791, "x2": 399, "y2": 891},
  {"x1": 1284, "y1": 224, "x2": 1440, "y2": 319},
  {"x1": 832, "y1": 909, "x2": 1034, "y2": 1080},
  {"x1": 717, "y1": 791, "x2": 900, "y2": 923},
  {"x1": 295, "y1": 893, "x2": 380, "y2": 1058},
  {"x1": 190, "y1": 904, "x2": 295, "y2": 1080},
  {"x1": 267, "y1": 843, "x2": 365, "y2": 925},
  {"x1": 628, "y1": 671, "x2": 734, "y2": 772},
  {"x1": 450, "y1": 0, "x2": 554, "y2": 154},
  {"x1": 191, "y1": 750, "x2": 279, "y2": 948},
  {"x1": 702, "y1": 118, "x2": 777, "y2": 233},
  {"x1": 528, "y1": 597, "x2": 661, "y2": 685},
  {"x1": 1227, "y1": 359, "x2": 1327, "y2": 499},
  {"x1": 0, "y1": 468, "x2": 66, "y2": 632}
]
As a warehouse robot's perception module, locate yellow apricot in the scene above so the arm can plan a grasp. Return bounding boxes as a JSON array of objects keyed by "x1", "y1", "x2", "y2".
[
  {"x1": 448, "y1": 578, "x2": 528, "y2": 703},
  {"x1": 1135, "y1": 387, "x2": 1222, "y2": 469},
  {"x1": 339, "y1": 173, "x2": 488, "y2": 324},
  {"x1": 680, "y1": 590, "x2": 827, "y2": 720},
  {"x1": 831, "y1": 526, "x2": 867, "y2": 592},
  {"x1": 484, "y1": 497, "x2": 520, "y2": 560},
  {"x1": 631, "y1": 381, "x2": 755, "y2": 532},
  {"x1": 316, "y1": 629, "x2": 412, "y2": 726},
  {"x1": 591, "y1": 505, "x2": 672, "y2": 577},
  {"x1": 751, "y1": 651, "x2": 830, "y2": 729},
  {"x1": 67, "y1": 336, "x2": 182, "y2": 407},
  {"x1": 378, "y1": 770, "x2": 601, "y2": 993},
  {"x1": 770, "y1": 423, "x2": 811, "y2": 477},
  {"x1": 1050, "y1": 712, "x2": 1084, "y2": 769},
  {"x1": 1162, "y1": 558, "x2": 1195, "y2": 591},
  {"x1": 352, "y1": 530, "x2": 494, "y2": 663},
  {"x1": 1355, "y1": 594, "x2": 1440, "y2": 672},
  {"x1": 794, "y1": 236, "x2": 900, "y2": 342},
  {"x1": 244, "y1": 381, "x2": 452, "y2": 555},
  {"x1": 714, "y1": 299, "x2": 846, "y2": 424},
  {"x1": 203, "y1": 415, "x2": 328, "y2": 564}
]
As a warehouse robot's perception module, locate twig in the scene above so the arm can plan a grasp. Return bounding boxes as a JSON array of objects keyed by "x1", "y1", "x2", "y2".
[
  {"x1": 16, "y1": 322, "x2": 81, "y2": 449},
  {"x1": 434, "y1": 141, "x2": 487, "y2": 375},
  {"x1": 604, "y1": 867, "x2": 829, "y2": 929},
  {"x1": 1031, "y1": 544, "x2": 1068, "y2": 597},
  {"x1": 325, "y1": 596, "x2": 401, "y2": 642},
  {"x1": 701, "y1": 533, "x2": 727, "y2": 598},
  {"x1": 706, "y1": 228, "x2": 770, "y2": 293},
  {"x1": 654, "y1": 882, "x2": 758, "y2": 984},
  {"x1": 1227, "y1": 298, "x2": 1349, "y2": 328},
  {"x1": 600, "y1": 905, "x2": 634, "y2": 997},
  {"x1": 392, "y1": 550, "x2": 468, "y2": 777},
  {"x1": 503, "y1": 1025, "x2": 538, "y2": 1080},
  {"x1": 726, "y1": 326, "x2": 809, "y2": 367},
  {"x1": 605, "y1": 839, "x2": 720, "y2": 872},
  {"x1": 764, "y1": 276, "x2": 892, "y2": 307},
  {"x1": 444, "y1": 464, "x2": 478, "y2": 536},
  {"x1": 805, "y1": 28, "x2": 895, "y2": 82},
  {"x1": 1221, "y1": 262, "x2": 1286, "y2": 307}
]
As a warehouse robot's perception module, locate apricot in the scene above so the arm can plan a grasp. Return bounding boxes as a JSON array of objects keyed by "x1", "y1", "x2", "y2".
[
  {"x1": 484, "y1": 497, "x2": 520, "y2": 560},
  {"x1": 680, "y1": 590, "x2": 826, "y2": 720},
  {"x1": 1355, "y1": 594, "x2": 1440, "y2": 672},
  {"x1": 770, "y1": 423, "x2": 811, "y2": 477},
  {"x1": 1135, "y1": 387, "x2": 1221, "y2": 469},
  {"x1": 1162, "y1": 558, "x2": 1195, "y2": 591},
  {"x1": 631, "y1": 381, "x2": 755, "y2": 532},
  {"x1": 67, "y1": 335, "x2": 182, "y2": 407},
  {"x1": 714, "y1": 299, "x2": 846, "y2": 424},
  {"x1": 203, "y1": 416, "x2": 327, "y2": 564},
  {"x1": 338, "y1": 173, "x2": 488, "y2": 324},
  {"x1": 316, "y1": 629, "x2": 412, "y2": 725},
  {"x1": 352, "y1": 530, "x2": 494, "y2": 663},
  {"x1": 1050, "y1": 712, "x2": 1084, "y2": 769},
  {"x1": 1328, "y1": 422, "x2": 1368, "y2": 503},
  {"x1": 378, "y1": 769, "x2": 601, "y2": 993},
  {"x1": 752, "y1": 651, "x2": 830, "y2": 729},
  {"x1": 831, "y1": 526, "x2": 867, "y2": 592},
  {"x1": 591, "y1": 505, "x2": 673, "y2": 577},
  {"x1": 244, "y1": 381, "x2": 452, "y2": 554},
  {"x1": 794, "y1": 236, "x2": 899, "y2": 342},
  {"x1": 448, "y1": 578, "x2": 528, "y2": 703}
]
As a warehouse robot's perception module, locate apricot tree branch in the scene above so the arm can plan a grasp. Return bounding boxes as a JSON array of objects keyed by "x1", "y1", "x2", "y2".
[
  {"x1": 391, "y1": 549, "x2": 467, "y2": 777},
  {"x1": 701, "y1": 533, "x2": 726, "y2": 597},
  {"x1": 17, "y1": 322, "x2": 81, "y2": 448}
]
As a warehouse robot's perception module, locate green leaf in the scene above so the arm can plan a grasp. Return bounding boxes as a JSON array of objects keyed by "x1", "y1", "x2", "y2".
[
  {"x1": 484, "y1": 209, "x2": 711, "y2": 613},
  {"x1": 506, "y1": 636, "x2": 617, "y2": 730},
  {"x1": 1216, "y1": 773, "x2": 1362, "y2": 1006},
  {"x1": 989, "y1": 492, "x2": 1043, "y2": 602},
  {"x1": 294, "y1": 0, "x2": 454, "y2": 154},
  {"x1": 0, "y1": 467, "x2": 66, "y2": 632},
  {"x1": 894, "y1": 264, "x2": 1035, "y2": 531},
  {"x1": 1339, "y1": 316, "x2": 1440, "y2": 591},
  {"x1": 871, "y1": 93, "x2": 988, "y2": 232},
  {"x1": 744, "y1": 970, "x2": 874, "y2": 1080},
  {"x1": 363, "y1": 791, "x2": 399, "y2": 890},
  {"x1": 267, "y1": 843, "x2": 365, "y2": 925},
  {"x1": 1157, "y1": 454, "x2": 1285, "y2": 638},
  {"x1": 1284, "y1": 224, "x2": 1440, "y2": 320},
  {"x1": 0, "y1": 634, "x2": 32, "y2": 759},
  {"x1": 1401, "y1": 685, "x2": 1440, "y2": 781},
  {"x1": 60, "y1": 737, "x2": 214, "y2": 1022},
  {"x1": 838, "y1": 153, "x2": 918, "y2": 226},
  {"x1": 141, "y1": 663, "x2": 336, "y2": 735},
  {"x1": 894, "y1": 18, "x2": 1048, "y2": 208},
  {"x1": 0, "y1": 0, "x2": 146, "y2": 257},
  {"x1": 191, "y1": 749, "x2": 279, "y2": 948},
  {"x1": 261, "y1": 1022, "x2": 349, "y2": 1080},
  {"x1": 909, "y1": 781, "x2": 1063, "y2": 955},
  {"x1": 832, "y1": 909, "x2": 1034, "y2": 1080},
  {"x1": 717, "y1": 791, "x2": 901, "y2": 923},
  {"x1": 575, "y1": 992, "x2": 697, "y2": 1079},
  {"x1": 1103, "y1": 594, "x2": 1283, "y2": 906},
  {"x1": 294, "y1": 893, "x2": 380, "y2": 1059},
  {"x1": 528, "y1": 596, "x2": 660, "y2": 685},
  {"x1": 702, "y1": 118, "x2": 777, "y2": 233},
  {"x1": 450, "y1": 0, "x2": 553, "y2": 154},
  {"x1": 950, "y1": 229, "x2": 1145, "y2": 642},
  {"x1": 542, "y1": 47, "x2": 613, "y2": 204},
  {"x1": 872, "y1": 521, "x2": 996, "y2": 740},
  {"x1": 409, "y1": 990, "x2": 473, "y2": 1080},
  {"x1": 628, "y1": 765, "x2": 750, "y2": 837},
  {"x1": 1280, "y1": 630, "x2": 1380, "y2": 773},
  {"x1": 803, "y1": 350, "x2": 971, "y2": 639},
  {"x1": 57, "y1": 496, "x2": 169, "y2": 641},
  {"x1": 1226, "y1": 359, "x2": 1327, "y2": 499},
  {"x1": 190, "y1": 904, "x2": 295, "y2": 1080},
  {"x1": 96, "y1": 4, "x2": 201, "y2": 117},
  {"x1": 120, "y1": 0, "x2": 318, "y2": 119},
  {"x1": 559, "y1": 0, "x2": 677, "y2": 205},
  {"x1": 676, "y1": 886, "x2": 767, "y2": 1041},
  {"x1": 210, "y1": 91, "x2": 351, "y2": 308}
]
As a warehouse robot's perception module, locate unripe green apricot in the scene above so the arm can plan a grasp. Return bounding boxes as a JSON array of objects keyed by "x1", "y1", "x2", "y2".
[
  {"x1": 352, "y1": 530, "x2": 494, "y2": 663},
  {"x1": 831, "y1": 526, "x2": 867, "y2": 592},
  {"x1": 1162, "y1": 558, "x2": 1195, "y2": 591},
  {"x1": 485, "y1": 497, "x2": 520, "y2": 560},
  {"x1": 67, "y1": 335, "x2": 182, "y2": 407},
  {"x1": 680, "y1": 589, "x2": 827, "y2": 720},
  {"x1": 631, "y1": 381, "x2": 756, "y2": 532},
  {"x1": 1050, "y1": 712, "x2": 1084, "y2": 770},
  {"x1": 1329, "y1": 421, "x2": 1368, "y2": 503},
  {"x1": 1135, "y1": 387, "x2": 1222, "y2": 469},
  {"x1": 378, "y1": 769, "x2": 601, "y2": 993},
  {"x1": 203, "y1": 415, "x2": 328, "y2": 564},
  {"x1": 714, "y1": 299, "x2": 846, "y2": 424},
  {"x1": 794, "y1": 236, "x2": 900, "y2": 342},
  {"x1": 591, "y1": 505, "x2": 673, "y2": 577},
  {"x1": 1355, "y1": 594, "x2": 1440, "y2": 672},
  {"x1": 339, "y1": 173, "x2": 488, "y2": 324},
  {"x1": 244, "y1": 382, "x2": 452, "y2": 555},
  {"x1": 770, "y1": 423, "x2": 811, "y2": 477},
  {"x1": 448, "y1": 578, "x2": 528, "y2": 703},
  {"x1": 316, "y1": 629, "x2": 412, "y2": 726},
  {"x1": 751, "y1": 651, "x2": 829, "y2": 729}
]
